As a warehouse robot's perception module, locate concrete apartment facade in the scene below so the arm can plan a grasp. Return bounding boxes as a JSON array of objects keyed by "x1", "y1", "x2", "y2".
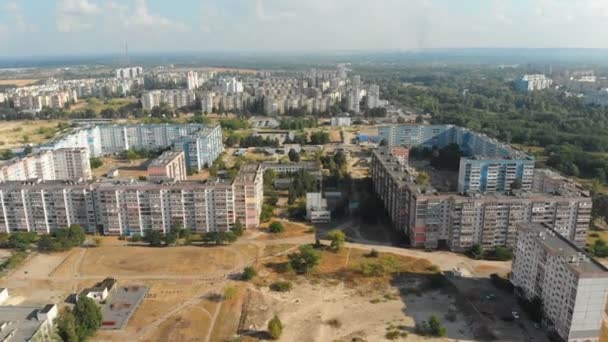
[
  {"x1": 370, "y1": 148, "x2": 592, "y2": 251},
  {"x1": 378, "y1": 125, "x2": 535, "y2": 194},
  {"x1": 515, "y1": 74, "x2": 553, "y2": 92},
  {"x1": 511, "y1": 222, "x2": 608, "y2": 342},
  {"x1": 147, "y1": 151, "x2": 187, "y2": 181},
  {"x1": 0, "y1": 148, "x2": 91, "y2": 182},
  {"x1": 43, "y1": 124, "x2": 223, "y2": 171},
  {"x1": 0, "y1": 164, "x2": 264, "y2": 235}
]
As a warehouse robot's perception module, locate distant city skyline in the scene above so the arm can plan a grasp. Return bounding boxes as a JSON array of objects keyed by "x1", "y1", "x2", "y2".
[{"x1": 1, "y1": 0, "x2": 608, "y2": 57}]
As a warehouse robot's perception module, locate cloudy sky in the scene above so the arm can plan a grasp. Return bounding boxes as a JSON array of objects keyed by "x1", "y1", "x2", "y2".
[{"x1": 1, "y1": 0, "x2": 607, "y2": 56}]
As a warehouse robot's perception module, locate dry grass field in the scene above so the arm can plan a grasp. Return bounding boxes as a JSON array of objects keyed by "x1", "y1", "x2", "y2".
[
  {"x1": 0, "y1": 120, "x2": 68, "y2": 149},
  {"x1": 79, "y1": 245, "x2": 256, "y2": 277},
  {"x1": 0, "y1": 79, "x2": 39, "y2": 86}
]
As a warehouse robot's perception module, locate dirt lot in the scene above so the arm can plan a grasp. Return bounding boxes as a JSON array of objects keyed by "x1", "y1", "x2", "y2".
[
  {"x1": 243, "y1": 247, "x2": 487, "y2": 341},
  {"x1": 0, "y1": 120, "x2": 68, "y2": 149}
]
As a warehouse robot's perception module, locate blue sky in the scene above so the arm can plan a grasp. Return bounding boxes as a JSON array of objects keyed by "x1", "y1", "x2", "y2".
[{"x1": 1, "y1": 0, "x2": 607, "y2": 56}]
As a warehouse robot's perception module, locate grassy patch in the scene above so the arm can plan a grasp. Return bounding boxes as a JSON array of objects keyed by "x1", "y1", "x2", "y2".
[{"x1": 0, "y1": 251, "x2": 28, "y2": 272}]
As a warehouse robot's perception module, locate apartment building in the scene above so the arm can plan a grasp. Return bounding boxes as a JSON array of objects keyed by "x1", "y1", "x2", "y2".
[
  {"x1": 147, "y1": 151, "x2": 187, "y2": 181},
  {"x1": 0, "y1": 303, "x2": 58, "y2": 341},
  {"x1": 43, "y1": 124, "x2": 223, "y2": 171},
  {"x1": 115, "y1": 66, "x2": 143, "y2": 79},
  {"x1": 371, "y1": 148, "x2": 592, "y2": 251},
  {"x1": 0, "y1": 164, "x2": 263, "y2": 235},
  {"x1": 511, "y1": 222, "x2": 608, "y2": 342},
  {"x1": 0, "y1": 148, "x2": 91, "y2": 182},
  {"x1": 515, "y1": 74, "x2": 553, "y2": 92},
  {"x1": 378, "y1": 125, "x2": 535, "y2": 194},
  {"x1": 141, "y1": 89, "x2": 196, "y2": 110}
]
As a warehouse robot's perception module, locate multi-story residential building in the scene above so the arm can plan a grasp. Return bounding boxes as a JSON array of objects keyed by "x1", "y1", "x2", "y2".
[
  {"x1": 0, "y1": 302, "x2": 58, "y2": 341},
  {"x1": 201, "y1": 92, "x2": 214, "y2": 114},
  {"x1": 147, "y1": 151, "x2": 187, "y2": 181},
  {"x1": 511, "y1": 222, "x2": 608, "y2": 342},
  {"x1": 378, "y1": 125, "x2": 535, "y2": 194},
  {"x1": 141, "y1": 89, "x2": 196, "y2": 110},
  {"x1": 0, "y1": 148, "x2": 91, "y2": 181},
  {"x1": 371, "y1": 148, "x2": 592, "y2": 251},
  {"x1": 43, "y1": 124, "x2": 223, "y2": 171},
  {"x1": 367, "y1": 84, "x2": 381, "y2": 109},
  {"x1": 116, "y1": 66, "x2": 143, "y2": 79},
  {"x1": 224, "y1": 78, "x2": 244, "y2": 94},
  {"x1": 0, "y1": 164, "x2": 263, "y2": 235},
  {"x1": 186, "y1": 70, "x2": 199, "y2": 90},
  {"x1": 515, "y1": 74, "x2": 553, "y2": 92}
]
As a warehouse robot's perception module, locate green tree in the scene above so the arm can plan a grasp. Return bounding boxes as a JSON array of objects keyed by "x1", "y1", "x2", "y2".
[
  {"x1": 288, "y1": 245, "x2": 321, "y2": 274},
  {"x1": 242, "y1": 266, "x2": 257, "y2": 281},
  {"x1": 468, "y1": 244, "x2": 483, "y2": 259},
  {"x1": 56, "y1": 310, "x2": 78, "y2": 342},
  {"x1": 73, "y1": 296, "x2": 102, "y2": 340},
  {"x1": 89, "y1": 157, "x2": 103, "y2": 169},
  {"x1": 416, "y1": 171, "x2": 430, "y2": 185},
  {"x1": 288, "y1": 148, "x2": 300, "y2": 162},
  {"x1": 143, "y1": 229, "x2": 163, "y2": 247},
  {"x1": 327, "y1": 230, "x2": 346, "y2": 251},
  {"x1": 268, "y1": 314, "x2": 283, "y2": 340},
  {"x1": 231, "y1": 220, "x2": 244, "y2": 237},
  {"x1": 428, "y1": 315, "x2": 447, "y2": 337},
  {"x1": 268, "y1": 221, "x2": 285, "y2": 234}
]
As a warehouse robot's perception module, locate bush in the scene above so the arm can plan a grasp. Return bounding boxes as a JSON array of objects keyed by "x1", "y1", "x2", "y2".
[
  {"x1": 270, "y1": 281, "x2": 292, "y2": 292},
  {"x1": 268, "y1": 315, "x2": 283, "y2": 340},
  {"x1": 242, "y1": 266, "x2": 257, "y2": 281},
  {"x1": 89, "y1": 157, "x2": 103, "y2": 169},
  {"x1": 288, "y1": 245, "x2": 321, "y2": 274},
  {"x1": 327, "y1": 230, "x2": 346, "y2": 251},
  {"x1": 268, "y1": 221, "x2": 284, "y2": 234},
  {"x1": 368, "y1": 249, "x2": 379, "y2": 258}
]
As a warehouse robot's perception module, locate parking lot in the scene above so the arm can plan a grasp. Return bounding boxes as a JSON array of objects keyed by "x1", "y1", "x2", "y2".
[{"x1": 101, "y1": 285, "x2": 148, "y2": 330}]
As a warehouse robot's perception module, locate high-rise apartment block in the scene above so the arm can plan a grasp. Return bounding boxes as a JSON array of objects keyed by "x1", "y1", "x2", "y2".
[
  {"x1": 371, "y1": 147, "x2": 592, "y2": 251},
  {"x1": 224, "y1": 78, "x2": 244, "y2": 94},
  {"x1": 515, "y1": 74, "x2": 553, "y2": 92},
  {"x1": 0, "y1": 148, "x2": 91, "y2": 181},
  {"x1": 0, "y1": 164, "x2": 264, "y2": 235},
  {"x1": 115, "y1": 67, "x2": 143, "y2": 79},
  {"x1": 511, "y1": 222, "x2": 608, "y2": 342},
  {"x1": 141, "y1": 89, "x2": 196, "y2": 110},
  {"x1": 147, "y1": 151, "x2": 187, "y2": 181},
  {"x1": 43, "y1": 124, "x2": 223, "y2": 171},
  {"x1": 186, "y1": 71, "x2": 199, "y2": 90},
  {"x1": 367, "y1": 84, "x2": 381, "y2": 109},
  {"x1": 378, "y1": 125, "x2": 535, "y2": 194}
]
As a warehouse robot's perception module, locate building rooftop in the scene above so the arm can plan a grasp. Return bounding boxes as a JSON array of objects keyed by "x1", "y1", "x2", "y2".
[
  {"x1": 148, "y1": 151, "x2": 184, "y2": 168},
  {"x1": 0, "y1": 305, "x2": 54, "y2": 342},
  {"x1": 519, "y1": 222, "x2": 607, "y2": 276}
]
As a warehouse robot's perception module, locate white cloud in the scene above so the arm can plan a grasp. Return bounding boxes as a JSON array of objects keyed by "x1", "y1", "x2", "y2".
[
  {"x1": 125, "y1": 0, "x2": 187, "y2": 31},
  {"x1": 2, "y1": 1, "x2": 36, "y2": 33},
  {"x1": 56, "y1": 0, "x2": 101, "y2": 32}
]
